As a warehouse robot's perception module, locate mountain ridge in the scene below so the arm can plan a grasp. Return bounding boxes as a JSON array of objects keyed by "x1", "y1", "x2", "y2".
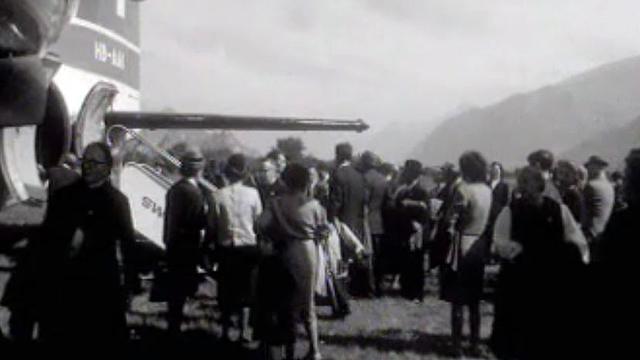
[{"x1": 411, "y1": 55, "x2": 640, "y2": 167}]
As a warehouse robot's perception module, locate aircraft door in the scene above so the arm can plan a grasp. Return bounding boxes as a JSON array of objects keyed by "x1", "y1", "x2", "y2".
[{"x1": 73, "y1": 82, "x2": 118, "y2": 155}]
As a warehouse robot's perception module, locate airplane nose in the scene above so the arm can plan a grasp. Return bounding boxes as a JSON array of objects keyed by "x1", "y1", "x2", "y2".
[
  {"x1": 0, "y1": 55, "x2": 47, "y2": 126},
  {"x1": 0, "y1": 0, "x2": 76, "y2": 127}
]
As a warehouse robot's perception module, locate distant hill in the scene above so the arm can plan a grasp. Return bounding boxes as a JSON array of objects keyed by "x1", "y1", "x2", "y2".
[
  {"x1": 411, "y1": 56, "x2": 640, "y2": 167},
  {"x1": 562, "y1": 115, "x2": 640, "y2": 170}
]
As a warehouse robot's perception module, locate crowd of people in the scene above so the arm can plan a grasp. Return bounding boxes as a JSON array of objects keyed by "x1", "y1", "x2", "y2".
[{"x1": 1, "y1": 139, "x2": 638, "y2": 359}]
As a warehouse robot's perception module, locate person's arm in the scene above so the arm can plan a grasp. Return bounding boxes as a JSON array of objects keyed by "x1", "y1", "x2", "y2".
[
  {"x1": 560, "y1": 204, "x2": 590, "y2": 264},
  {"x1": 337, "y1": 219, "x2": 365, "y2": 254},
  {"x1": 163, "y1": 186, "x2": 179, "y2": 248},
  {"x1": 582, "y1": 184, "x2": 596, "y2": 239},
  {"x1": 252, "y1": 189, "x2": 263, "y2": 224},
  {"x1": 115, "y1": 193, "x2": 141, "y2": 294}
]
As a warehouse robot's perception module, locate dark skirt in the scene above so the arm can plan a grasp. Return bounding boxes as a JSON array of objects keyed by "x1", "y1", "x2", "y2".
[
  {"x1": 252, "y1": 254, "x2": 295, "y2": 344},
  {"x1": 217, "y1": 246, "x2": 261, "y2": 312},
  {"x1": 439, "y1": 236, "x2": 487, "y2": 305},
  {"x1": 490, "y1": 252, "x2": 587, "y2": 359}
]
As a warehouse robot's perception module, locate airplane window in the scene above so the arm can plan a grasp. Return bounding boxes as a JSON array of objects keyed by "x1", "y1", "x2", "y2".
[{"x1": 117, "y1": 0, "x2": 127, "y2": 18}]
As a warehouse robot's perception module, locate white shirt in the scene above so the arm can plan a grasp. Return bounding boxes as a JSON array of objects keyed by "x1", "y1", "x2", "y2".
[{"x1": 213, "y1": 182, "x2": 263, "y2": 247}]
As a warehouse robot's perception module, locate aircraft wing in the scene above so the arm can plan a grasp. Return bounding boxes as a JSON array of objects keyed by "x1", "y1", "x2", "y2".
[{"x1": 105, "y1": 112, "x2": 369, "y2": 132}]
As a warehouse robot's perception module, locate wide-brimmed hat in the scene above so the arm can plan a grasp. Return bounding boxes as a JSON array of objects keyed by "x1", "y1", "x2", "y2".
[
  {"x1": 225, "y1": 153, "x2": 248, "y2": 179},
  {"x1": 584, "y1": 155, "x2": 608, "y2": 169}
]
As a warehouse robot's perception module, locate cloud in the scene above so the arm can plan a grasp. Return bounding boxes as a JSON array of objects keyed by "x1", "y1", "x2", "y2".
[{"x1": 140, "y1": 0, "x2": 640, "y2": 160}]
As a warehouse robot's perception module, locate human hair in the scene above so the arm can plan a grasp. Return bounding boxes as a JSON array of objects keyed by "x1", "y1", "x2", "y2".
[
  {"x1": 335, "y1": 142, "x2": 353, "y2": 163},
  {"x1": 224, "y1": 153, "x2": 247, "y2": 183},
  {"x1": 610, "y1": 170, "x2": 623, "y2": 182},
  {"x1": 490, "y1": 161, "x2": 504, "y2": 180},
  {"x1": 281, "y1": 163, "x2": 311, "y2": 193},
  {"x1": 84, "y1": 142, "x2": 113, "y2": 167},
  {"x1": 459, "y1": 151, "x2": 488, "y2": 183},
  {"x1": 360, "y1": 151, "x2": 380, "y2": 170},
  {"x1": 517, "y1": 165, "x2": 546, "y2": 194},
  {"x1": 554, "y1": 160, "x2": 580, "y2": 188},
  {"x1": 401, "y1": 159, "x2": 423, "y2": 184},
  {"x1": 527, "y1": 149, "x2": 554, "y2": 172}
]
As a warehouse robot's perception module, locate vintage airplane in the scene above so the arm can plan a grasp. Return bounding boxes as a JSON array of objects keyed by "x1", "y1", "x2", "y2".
[{"x1": 0, "y1": 0, "x2": 368, "y2": 249}]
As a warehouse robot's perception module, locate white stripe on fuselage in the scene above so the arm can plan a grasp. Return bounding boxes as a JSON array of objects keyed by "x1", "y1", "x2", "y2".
[
  {"x1": 53, "y1": 64, "x2": 141, "y2": 117},
  {"x1": 70, "y1": 17, "x2": 141, "y2": 54}
]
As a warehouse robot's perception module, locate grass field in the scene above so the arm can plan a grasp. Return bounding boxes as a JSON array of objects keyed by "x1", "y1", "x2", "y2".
[
  {"x1": 1, "y1": 202, "x2": 495, "y2": 358},
  {"x1": 122, "y1": 273, "x2": 495, "y2": 359}
]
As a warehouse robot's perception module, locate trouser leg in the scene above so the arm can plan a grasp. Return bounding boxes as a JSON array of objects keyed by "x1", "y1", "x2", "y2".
[
  {"x1": 451, "y1": 304, "x2": 463, "y2": 349},
  {"x1": 168, "y1": 295, "x2": 186, "y2": 336},
  {"x1": 469, "y1": 302, "x2": 481, "y2": 348},
  {"x1": 8, "y1": 307, "x2": 36, "y2": 342},
  {"x1": 371, "y1": 234, "x2": 384, "y2": 295}
]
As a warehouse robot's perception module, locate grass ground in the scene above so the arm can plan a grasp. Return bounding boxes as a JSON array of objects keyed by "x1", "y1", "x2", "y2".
[{"x1": 0, "y1": 202, "x2": 496, "y2": 358}]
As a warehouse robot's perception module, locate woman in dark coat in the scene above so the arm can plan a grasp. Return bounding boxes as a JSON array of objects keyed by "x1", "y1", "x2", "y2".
[
  {"x1": 591, "y1": 149, "x2": 640, "y2": 358},
  {"x1": 490, "y1": 166, "x2": 589, "y2": 360},
  {"x1": 38, "y1": 142, "x2": 140, "y2": 345},
  {"x1": 395, "y1": 159, "x2": 430, "y2": 302}
]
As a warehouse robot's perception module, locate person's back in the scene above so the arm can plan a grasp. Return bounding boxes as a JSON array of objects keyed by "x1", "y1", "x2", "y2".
[
  {"x1": 165, "y1": 178, "x2": 207, "y2": 263},
  {"x1": 458, "y1": 182, "x2": 492, "y2": 238},
  {"x1": 584, "y1": 177, "x2": 614, "y2": 239},
  {"x1": 364, "y1": 168, "x2": 388, "y2": 236},
  {"x1": 331, "y1": 164, "x2": 366, "y2": 238},
  {"x1": 214, "y1": 181, "x2": 263, "y2": 247}
]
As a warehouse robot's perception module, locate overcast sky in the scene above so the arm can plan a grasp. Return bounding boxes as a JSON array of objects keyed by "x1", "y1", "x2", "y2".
[{"x1": 140, "y1": 0, "x2": 640, "y2": 161}]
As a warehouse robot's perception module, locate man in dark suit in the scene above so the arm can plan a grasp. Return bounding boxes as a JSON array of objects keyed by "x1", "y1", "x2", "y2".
[
  {"x1": 361, "y1": 151, "x2": 389, "y2": 296},
  {"x1": 37, "y1": 142, "x2": 140, "y2": 345},
  {"x1": 164, "y1": 149, "x2": 207, "y2": 337},
  {"x1": 330, "y1": 143, "x2": 367, "y2": 240},
  {"x1": 329, "y1": 142, "x2": 371, "y2": 297},
  {"x1": 583, "y1": 155, "x2": 614, "y2": 262}
]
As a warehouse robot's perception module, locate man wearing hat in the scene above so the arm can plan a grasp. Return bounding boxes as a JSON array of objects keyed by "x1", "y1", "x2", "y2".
[
  {"x1": 211, "y1": 153, "x2": 263, "y2": 343},
  {"x1": 164, "y1": 148, "x2": 208, "y2": 337},
  {"x1": 583, "y1": 155, "x2": 615, "y2": 262}
]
